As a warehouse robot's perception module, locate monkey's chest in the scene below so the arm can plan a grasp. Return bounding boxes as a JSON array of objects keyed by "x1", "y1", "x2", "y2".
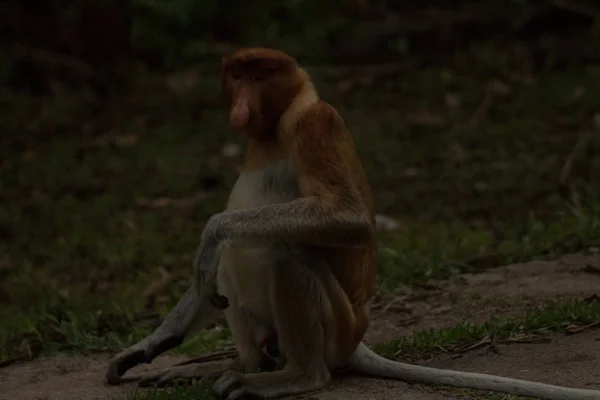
[
  {"x1": 226, "y1": 163, "x2": 300, "y2": 210},
  {"x1": 219, "y1": 163, "x2": 301, "y2": 320}
]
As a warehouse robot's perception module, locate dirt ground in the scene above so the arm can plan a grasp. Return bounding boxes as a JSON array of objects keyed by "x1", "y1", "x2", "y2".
[{"x1": 2, "y1": 252, "x2": 600, "y2": 400}]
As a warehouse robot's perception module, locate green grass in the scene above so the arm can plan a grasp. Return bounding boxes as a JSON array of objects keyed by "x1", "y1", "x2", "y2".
[
  {"x1": 0, "y1": 38, "x2": 599, "y2": 393},
  {"x1": 377, "y1": 202, "x2": 600, "y2": 288},
  {"x1": 125, "y1": 382, "x2": 214, "y2": 400},
  {"x1": 373, "y1": 297, "x2": 600, "y2": 360}
]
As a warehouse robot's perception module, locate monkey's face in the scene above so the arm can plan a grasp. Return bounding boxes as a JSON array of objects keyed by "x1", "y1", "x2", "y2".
[{"x1": 221, "y1": 49, "x2": 303, "y2": 135}]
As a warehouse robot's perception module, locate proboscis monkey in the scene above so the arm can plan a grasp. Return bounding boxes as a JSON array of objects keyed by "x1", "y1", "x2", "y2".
[{"x1": 106, "y1": 48, "x2": 600, "y2": 400}]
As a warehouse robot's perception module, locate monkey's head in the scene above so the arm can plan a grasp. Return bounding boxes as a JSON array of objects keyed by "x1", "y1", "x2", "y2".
[{"x1": 221, "y1": 48, "x2": 306, "y2": 135}]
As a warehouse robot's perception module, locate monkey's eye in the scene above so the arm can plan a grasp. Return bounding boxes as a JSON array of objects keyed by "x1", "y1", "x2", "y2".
[{"x1": 230, "y1": 70, "x2": 242, "y2": 80}]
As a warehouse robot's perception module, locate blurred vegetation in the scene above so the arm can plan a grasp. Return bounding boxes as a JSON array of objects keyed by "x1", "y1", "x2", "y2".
[
  {"x1": 3, "y1": 0, "x2": 600, "y2": 148},
  {"x1": 4, "y1": 0, "x2": 600, "y2": 75}
]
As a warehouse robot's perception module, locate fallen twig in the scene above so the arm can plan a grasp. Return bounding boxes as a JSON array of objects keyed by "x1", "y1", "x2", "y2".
[
  {"x1": 566, "y1": 321, "x2": 600, "y2": 334},
  {"x1": 173, "y1": 348, "x2": 238, "y2": 367},
  {"x1": 453, "y1": 334, "x2": 495, "y2": 355},
  {"x1": 451, "y1": 333, "x2": 551, "y2": 358}
]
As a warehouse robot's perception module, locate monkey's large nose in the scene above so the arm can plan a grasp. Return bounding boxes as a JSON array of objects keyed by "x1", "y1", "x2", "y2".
[{"x1": 230, "y1": 102, "x2": 250, "y2": 129}]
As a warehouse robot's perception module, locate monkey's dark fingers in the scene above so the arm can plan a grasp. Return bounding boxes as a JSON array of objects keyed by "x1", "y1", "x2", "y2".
[
  {"x1": 106, "y1": 348, "x2": 147, "y2": 384},
  {"x1": 212, "y1": 370, "x2": 245, "y2": 399},
  {"x1": 106, "y1": 335, "x2": 184, "y2": 385}
]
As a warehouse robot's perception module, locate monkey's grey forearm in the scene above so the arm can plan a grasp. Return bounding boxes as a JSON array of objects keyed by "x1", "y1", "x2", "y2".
[
  {"x1": 158, "y1": 286, "x2": 222, "y2": 339},
  {"x1": 216, "y1": 197, "x2": 374, "y2": 246},
  {"x1": 194, "y1": 198, "x2": 372, "y2": 295},
  {"x1": 130, "y1": 288, "x2": 201, "y2": 358}
]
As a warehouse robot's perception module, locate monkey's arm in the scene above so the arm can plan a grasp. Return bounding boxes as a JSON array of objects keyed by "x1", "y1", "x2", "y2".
[
  {"x1": 194, "y1": 194, "x2": 370, "y2": 299},
  {"x1": 207, "y1": 196, "x2": 372, "y2": 246},
  {"x1": 205, "y1": 102, "x2": 374, "y2": 247}
]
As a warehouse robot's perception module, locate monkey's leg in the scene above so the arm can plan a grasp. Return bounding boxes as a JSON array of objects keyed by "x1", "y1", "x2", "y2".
[
  {"x1": 226, "y1": 311, "x2": 271, "y2": 373},
  {"x1": 212, "y1": 258, "x2": 333, "y2": 399},
  {"x1": 224, "y1": 300, "x2": 279, "y2": 373},
  {"x1": 106, "y1": 286, "x2": 221, "y2": 384}
]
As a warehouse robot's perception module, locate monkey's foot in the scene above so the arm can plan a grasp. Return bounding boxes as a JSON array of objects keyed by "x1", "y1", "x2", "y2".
[
  {"x1": 212, "y1": 370, "x2": 246, "y2": 399},
  {"x1": 106, "y1": 335, "x2": 183, "y2": 385},
  {"x1": 212, "y1": 370, "x2": 326, "y2": 400},
  {"x1": 137, "y1": 364, "x2": 224, "y2": 388}
]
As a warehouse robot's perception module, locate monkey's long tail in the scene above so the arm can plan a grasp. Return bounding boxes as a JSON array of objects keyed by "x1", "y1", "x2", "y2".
[{"x1": 346, "y1": 342, "x2": 600, "y2": 400}]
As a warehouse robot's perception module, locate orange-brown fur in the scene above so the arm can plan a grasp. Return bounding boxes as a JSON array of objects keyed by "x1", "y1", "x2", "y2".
[{"x1": 290, "y1": 101, "x2": 376, "y2": 356}]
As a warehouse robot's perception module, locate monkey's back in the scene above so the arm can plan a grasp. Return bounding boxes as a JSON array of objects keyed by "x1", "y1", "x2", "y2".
[
  {"x1": 320, "y1": 142, "x2": 377, "y2": 317},
  {"x1": 293, "y1": 100, "x2": 378, "y2": 312}
]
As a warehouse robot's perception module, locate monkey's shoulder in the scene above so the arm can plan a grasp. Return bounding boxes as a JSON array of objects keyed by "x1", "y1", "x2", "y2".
[{"x1": 296, "y1": 100, "x2": 349, "y2": 138}]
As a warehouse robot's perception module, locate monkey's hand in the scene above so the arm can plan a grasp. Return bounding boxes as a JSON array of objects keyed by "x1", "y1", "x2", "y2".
[{"x1": 106, "y1": 334, "x2": 183, "y2": 384}]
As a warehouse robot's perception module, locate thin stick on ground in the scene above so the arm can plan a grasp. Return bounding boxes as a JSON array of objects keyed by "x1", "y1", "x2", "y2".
[{"x1": 172, "y1": 348, "x2": 239, "y2": 367}]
